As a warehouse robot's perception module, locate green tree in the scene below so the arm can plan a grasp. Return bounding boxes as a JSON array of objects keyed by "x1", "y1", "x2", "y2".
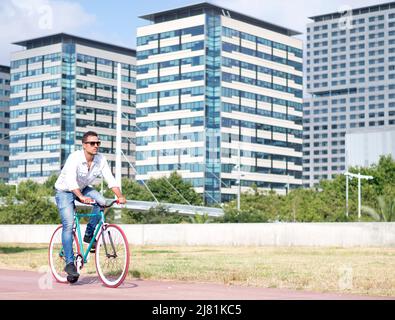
[
  {"x1": 280, "y1": 188, "x2": 327, "y2": 222},
  {"x1": 0, "y1": 179, "x2": 59, "y2": 224},
  {"x1": 189, "y1": 213, "x2": 213, "y2": 224},
  {"x1": 0, "y1": 181, "x2": 14, "y2": 197},
  {"x1": 361, "y1": 155, "x2": 395, "y2": 197},
  {"x1": 43, "y1": 174, "x2": 59, "y2": 196},
  {"x1": 146, "y1": 172, "x2": 203, "y2": 205},
  {"x1": 222, "y1": 188, "x2": 285, "y2": 223},
  {"x1": 2, "y1": 155, "x2": 395, "y2": 224},
  {"x1": 362, "y1": 195, "x2": 395, "y2": 222},
  {"x1": 102, "y1": 173, "x2": 204, "y2": 224}
]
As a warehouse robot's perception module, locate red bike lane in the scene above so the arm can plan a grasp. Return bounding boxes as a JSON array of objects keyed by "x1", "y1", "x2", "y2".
[{"x1": 0, "y1": 269, "x2": 392, "y2": 300}]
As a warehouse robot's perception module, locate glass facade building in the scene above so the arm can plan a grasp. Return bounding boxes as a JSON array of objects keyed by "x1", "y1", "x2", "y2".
[
  {"x1": 0, "y1": 65, "x2": 10, "y2": 182},
  {"x1": 9, "y1": 34, "x2": 136, "y2": 183},
  {"x1": 304, "y1": 2, "x2": 395, "y2": 187},
  {"x1": 136, "y1": 3, "x2": 303, "y2": 204}
]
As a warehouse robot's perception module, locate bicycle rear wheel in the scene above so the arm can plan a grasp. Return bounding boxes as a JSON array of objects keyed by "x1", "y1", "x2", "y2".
[
  {"x1": 95, "y1": 224, "x2": 130, "y2": 288},
  {"x1": 48, "y1": 225, "x2": 79, "y2": 283}
]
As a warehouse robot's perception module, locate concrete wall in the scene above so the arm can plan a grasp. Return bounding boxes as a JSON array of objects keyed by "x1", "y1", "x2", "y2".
[{"x1": 1, "y1": 223, "x2": 395, "y2": 247}]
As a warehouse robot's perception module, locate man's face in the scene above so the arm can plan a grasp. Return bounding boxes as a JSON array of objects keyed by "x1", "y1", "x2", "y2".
[{"x1": 83, "y1": 136, "x2": 101, "y2": 155}]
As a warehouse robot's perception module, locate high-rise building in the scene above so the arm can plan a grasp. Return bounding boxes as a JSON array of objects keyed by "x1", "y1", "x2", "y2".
[
  {"x1": 9, "y1": 33, "x2": 136, "y2": 184},
  {"x1": 304, "y1": 2, "x2": 395, "y2": 187},
  {"x1": 136, "y1": 2, "x2": 303, "y2": 204},
  {"x1": 0, "y1": 65, "x2": 10, "y2": 182}
]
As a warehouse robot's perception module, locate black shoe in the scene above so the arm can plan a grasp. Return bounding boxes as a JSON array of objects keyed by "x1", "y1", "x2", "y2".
[
  {"x1": 84, "y1": 234, "x2": 97, "y2": 252},
  {"x1": 64, "y1": 262, "x2": 79, "y2": 279},
  {"x1": 67, "y1": 275, "x2": 79, "y2": 284}
]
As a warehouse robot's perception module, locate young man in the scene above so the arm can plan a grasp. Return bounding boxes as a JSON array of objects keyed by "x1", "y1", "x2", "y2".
[{"x1": 54, "y1": 131, "x2": 126, "y2": 282}]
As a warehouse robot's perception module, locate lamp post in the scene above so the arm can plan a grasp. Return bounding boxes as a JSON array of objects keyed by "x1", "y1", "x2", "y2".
[
  {"x1": 234, "y1": 143, "x2": 244, "y2": 211},
  {"x1": 344, "y1": 171, "x2": 373, "y2": 220},
  {"x1": 286, "y1": 174, "x2": 290, "y2": 195},
  {"x1": 237, "y1": 144, "x2": 241, "y2": 211},
  {"x1": 115, "y1": 63, "x2": 122, "y2": 222},
  {"x1": 345, "y1": 174, "x2": 349, "y2": 217},
  {"x1": 115, "y1": 62, "x2": 122, "y2": 190}
]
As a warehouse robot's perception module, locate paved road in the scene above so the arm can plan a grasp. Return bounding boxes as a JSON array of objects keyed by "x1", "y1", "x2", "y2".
[{"x1": 0, "y1": 269, "x2": 392, "y2": 300}]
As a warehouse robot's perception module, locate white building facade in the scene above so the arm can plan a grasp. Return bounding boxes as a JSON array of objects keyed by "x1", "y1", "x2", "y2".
[
  {"x1": 9, "y1": 34, "x2": 136, "y2": 183},
  {"x1": 136, "y1": 3, "x2": 303, "y2": 204},
  {"x1": 304, "y1": 2, "x2": 395, "y2": 187}
]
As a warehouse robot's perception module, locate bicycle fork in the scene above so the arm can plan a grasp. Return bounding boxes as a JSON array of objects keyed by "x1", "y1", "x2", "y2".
[{"x1": 102, "y1": 227, "x2": 118, "y2": 259}]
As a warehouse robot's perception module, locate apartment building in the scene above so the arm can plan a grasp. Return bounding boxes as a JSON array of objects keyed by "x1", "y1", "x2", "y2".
[
  {"x1": 304, "y1": 2, "x2": 395, "y2": 186},
  {"x1": 136, "y1": 2, "x2": 303, "y2": 204},
  {"x1": 9, "y1": 33, "x2": 136, "y2": 183}
]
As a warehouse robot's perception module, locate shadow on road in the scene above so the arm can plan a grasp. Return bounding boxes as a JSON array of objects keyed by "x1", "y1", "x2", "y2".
[
  {"x1": 116, "y1": 282, "x2": 139, "y2": 289},
  {"x1": 70, "y1": 276, "x2": 138, "y2": 289},
  {"x1": 71, "y1": 276, "x2": 100, "y2": 286}
]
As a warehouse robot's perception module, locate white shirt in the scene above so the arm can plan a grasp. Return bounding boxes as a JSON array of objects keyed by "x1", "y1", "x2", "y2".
[{"x1": 55, "y1": 150, "x2": 119, "y2": 192}]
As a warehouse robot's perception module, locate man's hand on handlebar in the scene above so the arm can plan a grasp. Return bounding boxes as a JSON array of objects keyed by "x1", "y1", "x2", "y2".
[
  {"x1": 117, "y1": 195, "x2": 127, "y2": 204},
  {"x1": 79, "y1": 196, "x2": 95, "y2": 204},
  {"x1": 76, "y1": 195, "x2": 126, "y2": 207}
]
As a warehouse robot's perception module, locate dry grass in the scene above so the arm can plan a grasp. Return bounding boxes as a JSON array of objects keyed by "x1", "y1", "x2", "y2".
[{"x1": 0, "y1": 244, "x2": 394, "y2": 297}]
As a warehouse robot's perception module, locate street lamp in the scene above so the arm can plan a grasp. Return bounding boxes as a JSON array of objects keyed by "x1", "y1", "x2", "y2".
[
  {"x1": 344, "y1": 171, "x2": 373, "y2": 220},
  {"x1": 114, "y1": 62, "x2": 122, "y2": 222},
  {"x1": 233, "y1": 143, "x2": 245, "y2": 211},
  {"x1": 286, "y1": 174, "x2": 290, "y2": 195}
]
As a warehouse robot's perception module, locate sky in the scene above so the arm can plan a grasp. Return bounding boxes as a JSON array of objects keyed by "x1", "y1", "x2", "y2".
[{"x1": 0, "y1": 0, "x2": 390, "y2": 65}]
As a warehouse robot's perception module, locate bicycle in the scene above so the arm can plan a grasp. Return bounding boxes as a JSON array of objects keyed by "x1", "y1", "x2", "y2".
[{"x1": 48, "y1": 199, "x2": 130, "y2": 288}]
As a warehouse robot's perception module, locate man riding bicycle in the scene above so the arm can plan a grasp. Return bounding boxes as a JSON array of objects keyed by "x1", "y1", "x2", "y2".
[{"x1": 54, "y1": 131, "x2": 126, "y2": 281}]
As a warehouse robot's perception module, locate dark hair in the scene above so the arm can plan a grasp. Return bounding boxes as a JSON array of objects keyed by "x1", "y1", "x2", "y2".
[{"x1": 82, "y1": 131, "x2": 99, "y2": 143}]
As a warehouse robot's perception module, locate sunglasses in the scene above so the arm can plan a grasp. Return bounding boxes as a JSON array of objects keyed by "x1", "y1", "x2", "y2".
[{"x1": 84, "y1": 141, "x2": 101, "y2": 147}]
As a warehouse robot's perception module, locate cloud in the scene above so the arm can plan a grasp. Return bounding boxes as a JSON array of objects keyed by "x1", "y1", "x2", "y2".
[{"x1": 0, "y1": 0, "x2": 96, "y2": 65}]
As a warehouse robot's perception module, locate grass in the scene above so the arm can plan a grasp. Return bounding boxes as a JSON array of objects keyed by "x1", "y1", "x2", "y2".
[{"x1": 0, "y1": 244, "x2": 394, "y2": 297}]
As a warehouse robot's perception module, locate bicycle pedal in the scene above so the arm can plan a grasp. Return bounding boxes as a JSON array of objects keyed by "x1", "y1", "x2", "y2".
[{"x1": 67, "y1": 275, "x2": 79, "y2": 284}]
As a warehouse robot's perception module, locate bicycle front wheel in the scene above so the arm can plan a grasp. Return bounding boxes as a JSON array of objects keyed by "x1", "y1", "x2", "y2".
[
  {"x1": 48, "y1": 225, "x2": 79, "y2": 283},
  {"x1": 95, "y1": 224, "x2": 130, "y2": 288}
]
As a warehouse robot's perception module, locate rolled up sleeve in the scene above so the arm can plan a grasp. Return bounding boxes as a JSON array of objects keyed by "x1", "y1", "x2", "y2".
[{"x1": 101, "y1": 156, "x2": 119, "y2": 189}]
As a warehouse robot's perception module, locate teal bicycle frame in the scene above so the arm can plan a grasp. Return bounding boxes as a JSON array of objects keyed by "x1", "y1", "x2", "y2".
[{"x1": 74, "y1": 210, "x2": 105, "y2": 263}]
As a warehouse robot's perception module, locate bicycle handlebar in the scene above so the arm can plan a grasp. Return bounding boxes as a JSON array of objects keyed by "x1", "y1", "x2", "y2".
[
  {"x1": 77, "y1": 199, "x2": 122, "y2": 208},
  {"x1": 102, "y1": 199, "x2": 121, "y2": 208}
]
